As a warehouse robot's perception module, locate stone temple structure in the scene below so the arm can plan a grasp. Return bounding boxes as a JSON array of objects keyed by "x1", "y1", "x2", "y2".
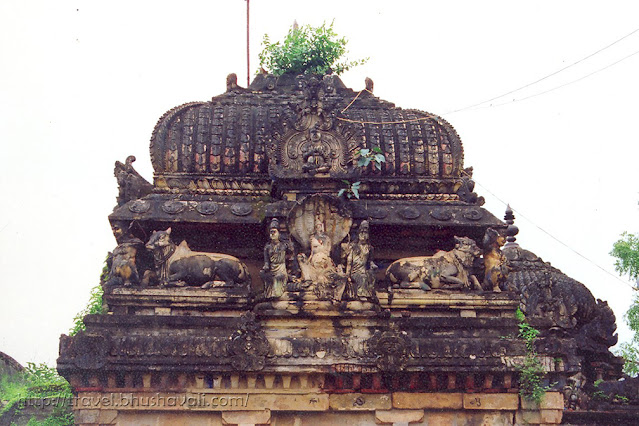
[{"x1": 58, "y1": 73, "x2": 622, "y2": 425}]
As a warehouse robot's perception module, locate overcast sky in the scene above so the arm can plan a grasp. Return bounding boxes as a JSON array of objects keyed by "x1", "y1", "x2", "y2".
[{"x1": 1, "y1": 1, "x2": 638, "y2": 366}]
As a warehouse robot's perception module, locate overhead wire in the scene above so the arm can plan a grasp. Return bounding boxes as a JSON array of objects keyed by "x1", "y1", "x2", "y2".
[
  {"x1": 336, "y1": 25, "x2": 639, "y2": 124},
  {"x1": 332, "y1": 29, "x2": 639, "y2": 291},
  {"x1": 465, "y1": 48, "x2": 639, "y2": 110},
  {"x1": 444, "y1": 26, "x2": 639, "y2": 115},
  {"x1": 470, "y1": 177, "x2": 637, "y2": 291}
]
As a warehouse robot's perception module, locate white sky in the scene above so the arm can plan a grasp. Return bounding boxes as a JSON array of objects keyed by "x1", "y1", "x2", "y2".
[{"x1": 1, "y1": 1, "x2": 638, "y2": 366}]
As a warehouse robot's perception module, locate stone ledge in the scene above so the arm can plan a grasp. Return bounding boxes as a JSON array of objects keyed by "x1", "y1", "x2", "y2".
[
  {"x1": 378, "y1": 290, "x2": 519, "y2": 312},
  {"x1": 520, "y1": 392, "x2": 564, "y2": 410},
  {"x1": 375, "y1": 409, "x2": 424, "y2": 424},
  {"x1": 463, "y1": 393, "x2": 519, "y2": 410},
  {"x1": 392, "y1": 392, "x2": 463, "y2": 409},
  {"x1": 222, "y1": 410, "x2": 271, "y2": 425},
  {"x1": 75, "y1": 391, "x2": 328, "y2": 412},
  {"x1": 330, "y1": 393, "x2": 391, "y2": 411}
]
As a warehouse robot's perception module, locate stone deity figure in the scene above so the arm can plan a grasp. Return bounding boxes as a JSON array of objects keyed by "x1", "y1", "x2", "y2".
[
  {"x1": 260, "y1": 219, "x2": 292, "y2": 298},
  {"x1": 298, "y1": 219, "x2": 337, "y2": 286},
  {"x1": 105, "y1": 221, "x2": 144, "y2": 290},
  {"x1": 343, "y1": 221, "x2": 377, "y2": 300}
]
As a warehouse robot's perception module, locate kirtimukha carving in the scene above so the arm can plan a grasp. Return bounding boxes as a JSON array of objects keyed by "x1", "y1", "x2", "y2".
[
  {"x1": 104, "y1": 221, "x2": 144, "y2": 290},
  {"x1": 367, "y1": 329, "x2": 414, "y2": 372},
  {"x1": 482, "y1": 227, "x2": 509, "y2": 292},
  {"x1": 145, "y1": 228, "x2": 250, "y2": 288},
  {"x1": 260, "y1": 219, "x2": 292, "y2": 299},
  {"x1": 228, "y1": 313, "x2": 270, "y2": 371},
  {"x1": 385, "y1": 236, "x2": 482, "y2": 291},
  {"x1": 114, "y1": 156, "x2": 153, "y2": 206},
  {"x1": 342, "y1": 220, "x2": 377, "y2": 300},
  {"x1": 268, "y1": 76, "x2": 360, "y2": 180}
]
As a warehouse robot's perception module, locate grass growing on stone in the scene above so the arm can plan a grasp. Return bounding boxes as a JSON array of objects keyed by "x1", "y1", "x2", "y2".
[
  {"x1": 0, "y1": 363, "x2": 73, "y2": 425},
  {"x1": 515, "y1": 308, "x2": 551, "y2": 404}
]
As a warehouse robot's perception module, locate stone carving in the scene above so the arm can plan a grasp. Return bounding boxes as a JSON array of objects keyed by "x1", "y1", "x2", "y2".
[
  {"x1": 286, "y1": 195, "x2": 353, "y2": 301},
  {"x1": 563, "y1": 372, "x2": 587, "y2": 410},
  {"x1": 128, "y1": 199, "x2": 150, "y2": 213},
  {"x1": 59, "y1": 334, "x2": 109, "y2": 370},
  {"x1": 230, "y1": 203, "x2": 253, "y2": 216},
  {"x1": 196, "y1": 201, "x2": 219, "y2": 215},
  {"x1": 260, "y1": 219, "x2": 293, "y2": 299},
  {"x1": 114, "y1": 156, "x2": 153, "y2": 207},
  {"x1": 385, "y1": 236, "x2": 482, "y2": 291},
  {"x1": 228, "y1": 313, "x2": 270, "y2": 371},
  {"x1": 268, "y1": 75, "x2": 360, "y2": 179},
  {"x1": 104, "y1": 222, "x2": 145, "y2": 290},
  {"x1": 575, "y1": 299, "x2": 619, "y2": 355},
  {"x1": 297, "y1": 219, "x2": 346, "y2": 299},
  {"x1": 145, "y1": 228, "x2": 250, "y2": 288},
  {"x1": 226, "y1": 73, "x2": 238, "y2": 91},
  {"x1": 342, "y1": 221, "x2": 377, "y2": 300},
  {"x1": 288, "y1": 195, "x2": 352, "y2": 254},
  {"x1": 430, "y1": 209, "x2": 452, "y2": 221},
  {"x1": 482, "y1": 228, "x2": 509, "y2": 292},
  {"x1": 367, "y1": 330, "x2": 413, "y2": 372},
  {"x1": 161, "y1": 200, "x2": 186, "y2": 214},
  {"x1": 398, "y1": 206, "x2": 420, "y2": 220},
  {"x1": 457, "y1": 167, "x2": 485, "y2": 205},
  {"x1": 505, "y1": 246, "x2": 619, "y2": 363}
]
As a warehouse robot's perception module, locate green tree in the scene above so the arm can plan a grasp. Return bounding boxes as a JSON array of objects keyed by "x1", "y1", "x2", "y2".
[
  {"x1": 258, "y1": 21, "x2": 367, "y2": 76},
  {"x1": 610, "y1": 232, "x2": 639, "y2": 376}
]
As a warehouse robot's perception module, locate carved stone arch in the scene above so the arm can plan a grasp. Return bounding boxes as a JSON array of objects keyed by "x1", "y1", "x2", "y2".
[{"x1": 268, "y1": 75, "x2": 362, "y2": 179}]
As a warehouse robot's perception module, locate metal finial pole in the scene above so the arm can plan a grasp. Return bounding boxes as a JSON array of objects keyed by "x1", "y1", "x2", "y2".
[{"x1": 246, "y1": 0, "x2": 250, "y2": 87}]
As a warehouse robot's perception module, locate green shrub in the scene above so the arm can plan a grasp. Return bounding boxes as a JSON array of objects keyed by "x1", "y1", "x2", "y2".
[
  {"x1": 69, "y1": 284, "x2": 105, "y2": 336},
  {"x1": 515, "y1": 308, "x2": 551, "y2": 404},
  {"x1": 0, "y1": 363, "x2": 73, "y2": 424},
  {"x1": 258, "y1": 21, "x2": 367, "y2": 76}
]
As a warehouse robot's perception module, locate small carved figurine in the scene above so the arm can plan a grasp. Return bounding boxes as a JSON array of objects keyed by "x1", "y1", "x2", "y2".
[
  {"x1": 342, "y1": 221, "x2": 377, "y2": 300},
  {"x1": 145, "y1": 228, "x2": 250, "y2": 288},
  {"x1": 114, "y1": 156, "x2": 153, "y2": 206},
  {"x1": 386, "y1": 236, "x2": 482, "y2": 291},
  {"x1": 260, "y1": 219, "x2": 292, "y2": 299},
  {"x1": 482, "y1": 228, "x2": 509, "y2": 292},
  {"x1": 105, "y1": 222, "x2": 144, "y2": 289},
  {"x1": 226, "y1": 73, "x2": 238, "y2": 91}
]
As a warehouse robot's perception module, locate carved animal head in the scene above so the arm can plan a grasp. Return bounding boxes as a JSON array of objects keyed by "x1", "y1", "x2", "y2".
[
  {"x1": 453, "y1": 236, "x2": 482, "y2": 264},
  {"x1": 146, "y1": 228, "x2": 173, "y2": 251},
  {"x1": 483, "y1": 228, "x2": 506, "y2": 249}
]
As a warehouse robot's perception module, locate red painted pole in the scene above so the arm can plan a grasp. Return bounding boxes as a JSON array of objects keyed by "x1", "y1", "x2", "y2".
[{"x1": 246, "y1": 0, "x2": 250, "y2": 87}]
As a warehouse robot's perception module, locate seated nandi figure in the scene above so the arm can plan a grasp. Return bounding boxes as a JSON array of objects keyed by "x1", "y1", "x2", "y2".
[
  {"x1": 385, "y1": 236, "x2": 482, "y2": 291},
  {"x1": 145, "y1": 228, "x2": 250, "y2": 288}
]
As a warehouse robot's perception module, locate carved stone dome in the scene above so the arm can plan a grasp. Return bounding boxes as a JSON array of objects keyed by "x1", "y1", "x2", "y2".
[
  {"x1": 112, "y1": 73, "x2": 498, "y2": 233},
  {"x1": 150, "y1": 73, "x2": 465, "y2": 198}
]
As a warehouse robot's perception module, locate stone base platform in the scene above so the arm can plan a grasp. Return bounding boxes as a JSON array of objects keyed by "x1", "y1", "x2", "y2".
[
  {"x1": 105, "y1": 287, "x2": 250, "y2": 316},
  {"x1": 72, "y1": 389, "x2": 564, "y2": 425},
  {"x1": 379, "y1": 289, "x2": 518, "y2": 318}
]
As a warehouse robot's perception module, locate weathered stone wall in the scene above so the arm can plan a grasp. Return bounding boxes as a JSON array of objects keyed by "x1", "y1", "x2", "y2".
[{"x1": 71, "y1": 391, "x2": 564, "y2": 425}]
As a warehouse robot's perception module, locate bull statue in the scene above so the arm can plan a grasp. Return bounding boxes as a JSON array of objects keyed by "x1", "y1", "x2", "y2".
[
  {"x1": 386, "y1": 236, "x2": 482, "y2": 291},
  {"x1": 145, "y1": 228, "x2": 250, "y2": 288}
]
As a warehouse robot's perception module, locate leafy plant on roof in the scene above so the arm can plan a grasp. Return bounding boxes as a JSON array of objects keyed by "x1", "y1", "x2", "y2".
[
  {"x1": 338, "y1": 147, "x2": 386, "y2": 199},
  {"x1": 258, "y1": 21, "x2": 367, "y2": 76}
]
